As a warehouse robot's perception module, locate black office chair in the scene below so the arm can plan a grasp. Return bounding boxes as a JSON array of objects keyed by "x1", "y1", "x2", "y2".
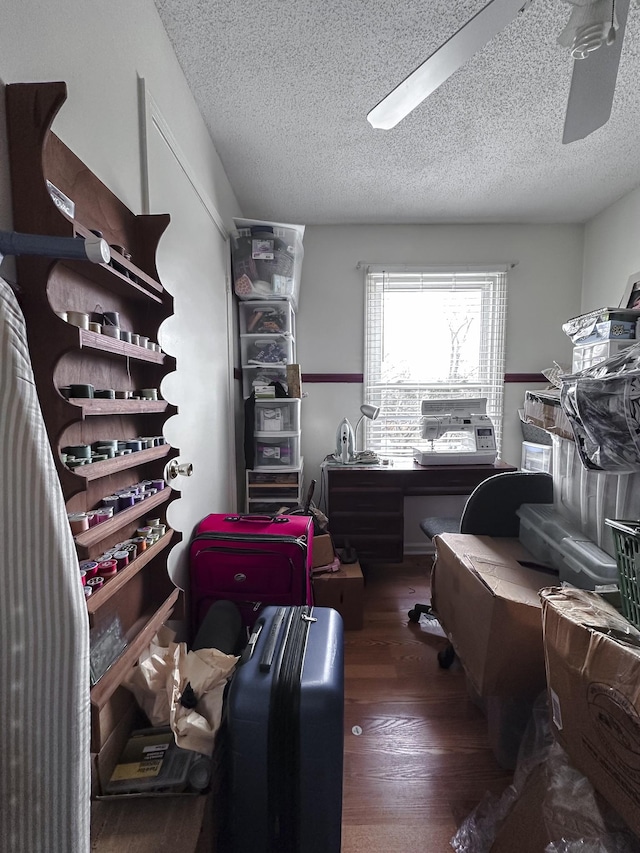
[{"x1": 408, "y1": 471, "x2": 554, "y2": 665}]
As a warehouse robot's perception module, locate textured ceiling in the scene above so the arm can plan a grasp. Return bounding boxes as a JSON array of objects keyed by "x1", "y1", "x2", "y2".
[{"x1": 153, "y1": 0, "x2": 640, "y2": 225}]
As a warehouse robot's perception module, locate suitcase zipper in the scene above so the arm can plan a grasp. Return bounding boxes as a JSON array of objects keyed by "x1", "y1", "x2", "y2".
[
  {"x1": 268, "y1": 606, "x2": 312, "y2": 851},
  {"x1": 192, "y1": 531, "x2": 308, "y2": 548}
]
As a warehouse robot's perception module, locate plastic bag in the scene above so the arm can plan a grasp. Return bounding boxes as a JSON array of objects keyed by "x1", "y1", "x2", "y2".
[
  {"x1": 561, "y1": 342, "x2": 640, "y2": 472},
  {"x1": 123, "y1": 628, "x2": 239, "y2": 756},
  {"x1": 451, "y1": 694, "x2": 640, "y2": 852}
]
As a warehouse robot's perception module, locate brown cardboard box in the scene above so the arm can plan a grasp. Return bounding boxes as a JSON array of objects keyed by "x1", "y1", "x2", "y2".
[
  {"x1": 286, "y1": 363, "x2": 302, "y2": 398},
  {"x1": 313, "y1": 560, "x2": 364, "y2": 630},
  {"x1": 312, "y1": 532, "x2": 335, "y2": 569},
  {"x1": 432, "y1": 534, "x2": 558, "y2": 698},
  {"x1": 541, "y1": 586, "x2": 640, "y2": 839}
]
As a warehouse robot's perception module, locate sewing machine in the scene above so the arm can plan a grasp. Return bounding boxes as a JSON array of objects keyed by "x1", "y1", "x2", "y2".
[{"x1": 413, "y1": 398, "x2": 497, "y2": 466}]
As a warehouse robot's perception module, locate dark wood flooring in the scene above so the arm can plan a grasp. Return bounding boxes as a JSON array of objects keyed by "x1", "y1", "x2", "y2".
[{"x1": 341, "y1": 556, "x2": 512, "y2": 852}]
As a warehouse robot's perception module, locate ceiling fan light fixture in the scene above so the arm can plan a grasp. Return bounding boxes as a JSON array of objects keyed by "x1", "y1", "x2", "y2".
[{"x1": 558, "y1": 0, "x2": 618, "y2": 55}]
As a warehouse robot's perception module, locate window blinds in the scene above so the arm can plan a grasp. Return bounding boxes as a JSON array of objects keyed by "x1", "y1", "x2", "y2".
[{"x1": 363, "y1": 267, "x2": 508, "y2": 457}]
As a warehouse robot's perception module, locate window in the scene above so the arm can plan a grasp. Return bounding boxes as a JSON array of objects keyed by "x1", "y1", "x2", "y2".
[{"x1": 363, "y1": 265, "x2": 508, "y2": 457}]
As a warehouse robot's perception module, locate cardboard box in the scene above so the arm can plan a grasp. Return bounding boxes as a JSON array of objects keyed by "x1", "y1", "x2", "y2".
[
  {"x1": 313, "y1": 560, "x2": 364, "y2": 630},
  {"x1": 312, "y1": 532, "x2": 335, "y2": 568},
  {"x1": 523, "y1": 389, "x2": 574, "y2": 441},
  {"x1": 541, "y1": 586, "x2": 640, "y2": 839},
  {"x1": 286, "y1": 363, "x2": 302, "y2": 398},
  {"x1": 432, "y1": 534, "x2": 558, "y2": 698}
]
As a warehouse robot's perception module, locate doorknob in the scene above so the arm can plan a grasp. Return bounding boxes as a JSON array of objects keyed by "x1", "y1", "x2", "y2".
[{"x1": 165, "y1": 459, "x2": 194, "y2": 481}]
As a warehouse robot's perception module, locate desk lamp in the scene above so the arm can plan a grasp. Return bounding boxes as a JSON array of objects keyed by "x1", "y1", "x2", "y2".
[{"x1": 354, "y1": 403, "x2": 380, "y2": 453}]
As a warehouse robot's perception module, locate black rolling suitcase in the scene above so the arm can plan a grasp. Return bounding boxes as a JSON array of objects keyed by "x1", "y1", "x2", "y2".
[{"x1": 226, "y1": 604, "x2": 344, "y2": 853}]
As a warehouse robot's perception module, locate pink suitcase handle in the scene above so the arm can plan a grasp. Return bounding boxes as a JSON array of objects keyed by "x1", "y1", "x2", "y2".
[{"x1": 224, "y1": 514, "x2": 290, "y2": 525}]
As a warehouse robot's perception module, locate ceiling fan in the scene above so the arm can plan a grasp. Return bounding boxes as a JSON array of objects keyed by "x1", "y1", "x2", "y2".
[{"x1": 367, "y1": 0, "x2": 630, "y2": 143}]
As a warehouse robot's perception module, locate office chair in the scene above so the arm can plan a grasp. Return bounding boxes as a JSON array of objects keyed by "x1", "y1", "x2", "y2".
[{"x1": 408, "y1": 471, "x2": 554, "y2": 666}]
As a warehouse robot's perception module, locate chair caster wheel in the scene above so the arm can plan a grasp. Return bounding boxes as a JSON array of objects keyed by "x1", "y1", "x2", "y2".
[{"x1": 437, "y1": 645, "x2": 455, "y2": 669}]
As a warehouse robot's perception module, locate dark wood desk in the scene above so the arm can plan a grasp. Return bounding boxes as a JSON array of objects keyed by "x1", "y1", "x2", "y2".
[{"x1": 325, "y1": 459, "x2": 517, "y2": 563}]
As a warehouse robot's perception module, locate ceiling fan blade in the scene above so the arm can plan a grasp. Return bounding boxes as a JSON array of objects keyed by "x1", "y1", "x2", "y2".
[
  {"x1": 562, "y1": 0, "x2": 630, "y2": 144},
  {"x1": 367, "y1": 0, "x2": 533, "y2": 130}
]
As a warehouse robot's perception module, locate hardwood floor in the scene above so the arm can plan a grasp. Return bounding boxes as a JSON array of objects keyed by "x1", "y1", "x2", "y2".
[{"x1": 341, "y1": 557, "x2": 512, "y2": 852}]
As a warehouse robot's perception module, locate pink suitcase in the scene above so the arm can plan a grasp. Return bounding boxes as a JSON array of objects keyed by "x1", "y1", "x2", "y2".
[{"x1": 189, "y1": 513, "x2": 314, "y2": 634}]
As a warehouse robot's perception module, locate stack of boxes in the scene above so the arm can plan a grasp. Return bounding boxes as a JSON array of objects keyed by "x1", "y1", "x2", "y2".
[{"x1": 231, "y1": 219, "x2": 305, "y2": 513}]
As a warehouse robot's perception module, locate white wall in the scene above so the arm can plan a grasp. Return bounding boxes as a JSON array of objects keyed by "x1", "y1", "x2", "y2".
[
  {"x1": 582, "y1": 186, "x2": 640, "y2": 311},
  {"x1": 0, "y1": 1, "x2": 244, "y2": 523},
  {"x1": 296, "y1": 224, "x2": 584, "y2": 551}
]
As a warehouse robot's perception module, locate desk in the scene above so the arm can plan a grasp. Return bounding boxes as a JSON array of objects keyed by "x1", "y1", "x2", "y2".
[{"x1": 325, "y1": 459, "x2": 517, "y2": 562}]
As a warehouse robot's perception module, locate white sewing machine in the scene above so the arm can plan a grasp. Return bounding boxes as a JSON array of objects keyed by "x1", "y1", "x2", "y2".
[{"x1": 413, "y1": 398, "x2": 497, "y2": 466}]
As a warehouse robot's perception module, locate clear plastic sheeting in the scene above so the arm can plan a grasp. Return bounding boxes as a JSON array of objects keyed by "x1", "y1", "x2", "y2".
[
  {"x1": 450, "y1": 695, "x2": 640, "y2": 853},
  {"x1": 560, "y1": 342, "x2": 640, "y2": 472}
]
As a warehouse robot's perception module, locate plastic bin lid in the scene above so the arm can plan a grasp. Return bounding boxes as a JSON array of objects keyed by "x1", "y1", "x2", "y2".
[
  {"x1": 558, "y1": 537, "x2": 618, "y2": 581},
  {"x1": 517, "y1": 504, "x2": 586, "y2": 545}
]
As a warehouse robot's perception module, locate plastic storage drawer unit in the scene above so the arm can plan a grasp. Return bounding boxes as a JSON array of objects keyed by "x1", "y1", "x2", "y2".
[
  {"x1": 254, "y1": 399, "x2": 301, "y2": 433},
  {"x1": 254, "y1": 434, "x2": 301, "y2": 469},
  {"x1": 521, "y1": 441, "x2": 552, "y2": 474}
]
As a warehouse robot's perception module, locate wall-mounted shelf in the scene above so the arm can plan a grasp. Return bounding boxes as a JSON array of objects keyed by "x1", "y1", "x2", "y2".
[
  {"x1": 74, "y1": 488, "x2": 172, "y2": 553},
  {"x1": 70, "y1": 443, "x2": 171, "y2": 481},
  {"x1": 68, "y1": 398, "x2": 173, "y2": 416},
  {"x1": 86, "y1": 529, "x2": 175, "y2": 622},
  {"x1": 5, "y1": 80, "x2": 182, "y2": 786}
]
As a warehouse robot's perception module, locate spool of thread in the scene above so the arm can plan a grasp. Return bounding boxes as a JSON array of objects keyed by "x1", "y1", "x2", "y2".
[
  {"x1": 67, "y1": 311, "x2": 90, "y2": 330},
  {"x1": 145, "y1": 340, "x2": 156, "y2": 350},
  {"x1": 86, "y1": 576, "x2": 104, "y2": 590},
  {"x1": 136, "y1": 526, "x2": 154, "y2": 538},
  {"x1": 97, "y1": 560, "x2": 118, "y2": 579},
  {"x1": 58, "y1": 386, "x2": 72, "y2": 399},
  {"x1": 102, "y1": 311, "x2": 120, "y2": 327},
  {"x1": 118, "y1": 493, "x2": 135, "y2": 512},
  {"x1": 67, "y1": 460, "x2": 86, "y2": 469},
  {"x1": 85, "y1": 510, "x2": 101, "y2": 528},
  {"x1": 123, "y1": 543, "x2": 138, "y2": 560},
  {"x1": 94, "y1": 389, "x2": 116, "y2": 399},
  {"x1": 114, "y1": 390, "x2": 129, "y2": 399},
  {"x1": 131, "y1": 334, "x2": 140, "y2": 346},
  {"x1": 138, "y1": 336, "x2": 149, "y2": 348},
  {"x1": 69, "y1": 384, "x2": 94, "y2": 399},
  {"x1": 55, "y1": 311, "x2": 68, "y2": 322},
  {"x1": 66, "y1": 444, "x2": 92, "y2": 458},
  {"x1": 140, "y1": 389, "x2": 158, "y2": 401},
  {"x1": 152, "y1": 524, "x2": 166, "y2": 537},
  {"x1": 102, "y1": 495, "x2": 120, "y2": 512},
  {"x1": 112, "y1": 551, "x2": 129, "y2": 570},
  {"x1": 151, "y1": 479, "x2": 165, "y2": 491},
  {"x1": 132, "y1": 536, "x2": 147, "y2": 552},
  {"x1": 92, "y1": 508, "x2": 113, "y2": 524},
  {"x1": 96, "y1": 439, "x2": 119, "y2": 449},
  {"x1": 126, "y1": 440, "x2": 143, "y2": 452},
  {"x1": 79, "y1": 569, "x2": 87, "y2": 586},
  {"x1": 146, "y1": 518, "x2": 161, "y2": 527},
  {"x1": 96, "y1": 445, "x2": 115, "y2": 458},
  {"x1": 145, "y1": 488, "x2": 158, "y2": 497},
  {"x1": 119, "y1": 330, "x2": 132, "y2": 343},
  {"x1": 102, "y1": 325, "x2": 121, "y2": 339},
  {"x1": 68, "y1": 513, "x2": 89, "y2": 534},
  {"x1": 88, "y1": 322, "x2": 102, "y2": 334},
  {"x1": 80, "y1": 560, "x2": 99, "y2": 579},
  {"x1": 133, "y1": 494, "x2": 145, "y2": 504},
  {"x1": 83, "y1": 586, "x2": 93, "y2": 598},
  {"x1": 91, "y1": 454, "x2": 108, "y2": 462}
]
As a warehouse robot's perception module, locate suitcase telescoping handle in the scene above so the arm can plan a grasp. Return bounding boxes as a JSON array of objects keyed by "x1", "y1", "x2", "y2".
[
  {"x1": 224, "y1": 514, "x2": 290, "y2": 525},
  {"x1": 238, "y1": 607, "x2": 287, "y2": 671}
]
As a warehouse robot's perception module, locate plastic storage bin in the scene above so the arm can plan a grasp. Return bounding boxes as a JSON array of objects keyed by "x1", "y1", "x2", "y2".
[
  {"x1": 242, "y1": 366, "x2": 289, "y2": 398},
  {"x1": 254, "y1": 398, "x2": 300, "y2": 433},
  {"x1": 557, "y1": 537, "x2": 618, "y2": 590},
  {"x1": 239, "y1": 300, "x2": 295, "y2": 336},
  {"x1": 240, "y1": 334, "x2": 294, "y2": 367},
  {"x1": 605, "y1": 519, "x2": 640, "y2": 629},
  {"x1": 253, "y1": 433, "x2": 300, "y2": 469},
  {"x1": 571, "y1": 339, "x2": 635, "y2": 373},
  {"x1": 521, "y1": 441, "x2": 552, "y2": 474},
  {"x1": 517, "y1": 503, "x2": 585, "y2": 570},
  {"x1": 231, "y1": 219, "x2": 304, "y2": 310},
  {"x1": 551, "y1": 434, "x2": 640, "y2": 557}
]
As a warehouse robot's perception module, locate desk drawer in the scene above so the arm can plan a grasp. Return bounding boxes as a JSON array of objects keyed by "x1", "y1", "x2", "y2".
[
  {"x1": 329, "y1": 512, "x2": 403, "y2": 537},
  {"x1": 332, "y1": 532, "x2": 403, "y2": 563},
  {"x1": 328, "y1": 487, "x2": 403, "y2": 514}
]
